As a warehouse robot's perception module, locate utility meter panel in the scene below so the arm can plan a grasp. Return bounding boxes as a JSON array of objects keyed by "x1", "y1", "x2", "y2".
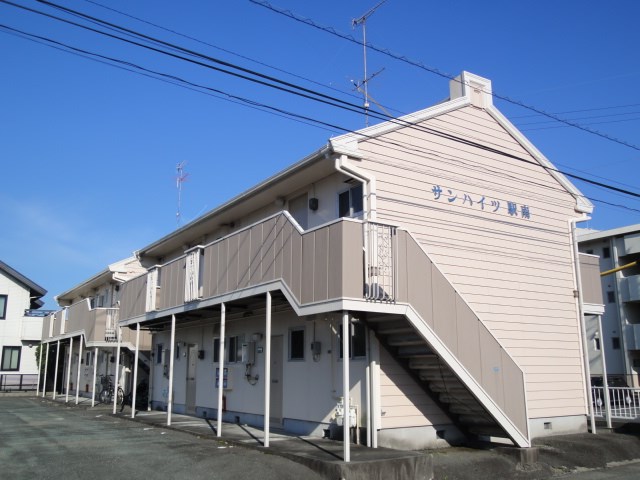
[{"x1": 241, "y1": 341, "x2": 256, "y2": 365}]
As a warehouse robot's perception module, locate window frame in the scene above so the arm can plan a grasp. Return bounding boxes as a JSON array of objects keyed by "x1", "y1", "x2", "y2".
[
  {"x1": 1, "y1": 346, "x2": 21, "y2": 371},
  {"x1": 338, "y1": 184, "x2": 364, "y2": 218},
  {"x1": 0, "y1": 294, "x2": 7, "y2": 319},
  {"x1": 338, "y1": 321, "x2": 367, "y2": 360}
]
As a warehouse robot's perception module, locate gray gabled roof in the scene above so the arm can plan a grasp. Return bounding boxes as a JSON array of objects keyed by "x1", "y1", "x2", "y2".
[{"x1": 0, "y1": 260, "x2": 47, "y2": 307}]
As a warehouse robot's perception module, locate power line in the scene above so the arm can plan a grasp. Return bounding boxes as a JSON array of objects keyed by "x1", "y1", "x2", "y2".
[
  {"x1": 250, "y1": 0, "x2": 640, "y2": 152},
  {"x1": 4, "y1": 0, "x2": 640, "y2": 203}
]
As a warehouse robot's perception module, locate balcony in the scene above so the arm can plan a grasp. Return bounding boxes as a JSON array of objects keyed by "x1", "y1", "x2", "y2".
[
  {"x1": 623, "y1": 233, "x2": 640, "y2": 256},
  {"x1": 20, "y1": 317, "x2": 43, "y2": 341},
  {"x1": 622, "y1": 275, "x2": 640, "y2": 303},
  {"x1": 42, "y1": 299, "x2": 120, "y2": 344},
  {"x1": 579, "y1": 253, "x2": 604, "y2": 306},
  {"x1": 625, "y1": 324, "x2": 640, "y2": 350}
]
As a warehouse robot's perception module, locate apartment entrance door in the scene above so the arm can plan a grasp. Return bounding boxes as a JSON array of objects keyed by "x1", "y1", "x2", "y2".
[
  {"x1": 270, "y1": 335, "x2": 283, "y2": 425},
  {"x1": 186, "y1": 344, "x2": 198, "y2": 414}
]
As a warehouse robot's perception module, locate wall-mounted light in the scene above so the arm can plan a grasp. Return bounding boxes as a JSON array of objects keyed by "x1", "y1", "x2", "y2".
[{"x1": 309, "y1": 198, "x2": 319, "y2": 211}]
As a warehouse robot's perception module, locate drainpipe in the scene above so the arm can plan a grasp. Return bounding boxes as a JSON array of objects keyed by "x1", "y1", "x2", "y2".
[
  {"x1": 570, "y1": 217, "x2": 596, "y2": 433},
  {"x1": 92, "y1": 347, "x2": 98, "y2": 407},
  {"x1": 217, "y1": 304, "x2": 226, "y2": 437},
  {"x1": 334, "y1": 154, "x2": 377, "y2": 222},
  {"x1": 167, "y1": 315, "x2": 176, "y2": 426},
  {"x1": 264, "y1": 293, "x2": 272, "y2": 448}
]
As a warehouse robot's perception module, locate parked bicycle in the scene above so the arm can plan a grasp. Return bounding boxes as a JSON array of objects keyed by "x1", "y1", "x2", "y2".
[{"x1": 98, "y1": 374, "x2": 124, "y2": 405}]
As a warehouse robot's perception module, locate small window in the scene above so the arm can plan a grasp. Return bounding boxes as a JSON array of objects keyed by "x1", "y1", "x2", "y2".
[
  {"x1": 607, "y1": 291, "x2": 616, "y2": 303},
  {"x1": 1, "y1": 346, "x2": 21, "y2": 371},
  {"x1": 338, "y1": 184, "x2": 364, "y2": 218},
  {"x1": 594, "y1": 338, "x2": 601, "y2": 351},
  {"x1": 585, "y1": 249, "x2": 594, "y2": 255},
  {"x1": 85, "y1": 351, "x2": 93, "y2": 366},
  {"x1": 156, "y1": 343, "x2": 163, "y2": 364},
  {"x1": 0, "y1": 295, "x2": 7, "y2": 319},
  {"x1": 228, "y1": 336, "x2": 239, "y2": 363},
  {"x1": 602, "y1": 247, "x2": 611, "y2": 259},
  {"x1": 213, "y1": 338, "x2": 220, "y2": 363},
  {"x1": 339, "y1": 321, "x2": 367, "y2": 359},
  {"x1": 612, "y1": 337, "x2": 621, "y2": 350},
  {"x1": 289, "y1": 327, "x2": 305, "y2": 361}
]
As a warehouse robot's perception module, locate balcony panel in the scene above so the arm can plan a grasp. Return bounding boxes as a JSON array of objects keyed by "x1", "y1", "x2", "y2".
[
  {"x1": 158, "y1": 257, "x2": 186, "y2": 310},
  {"x1": 41, "y1": 315, "x2": 52, "y2": 341},
  {"x1": 21, "y1": 318, "x2": 44, "y2": 341},
  {"x1": 623, "y1": 233, "x2": 640, "y2": 256},
  {"x1": 624, "y1": 275, "x2": 640, "y2": 303},
  {"x1": 119, "y1": 274, "x2": 147, "y2": 319},
  {"x1": 626, "y1": 324, "x2": 640, "y2": 350}
]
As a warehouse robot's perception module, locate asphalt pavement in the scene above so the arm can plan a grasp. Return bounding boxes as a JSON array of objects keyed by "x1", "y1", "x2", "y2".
[{"x1": 3, "y1": 393, "x2": 640, "y2": 480}]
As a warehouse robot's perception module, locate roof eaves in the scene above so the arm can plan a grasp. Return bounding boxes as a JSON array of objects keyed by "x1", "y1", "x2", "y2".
[{"x1": 0, "y1": 260, "x2": 47, "y2": 298}]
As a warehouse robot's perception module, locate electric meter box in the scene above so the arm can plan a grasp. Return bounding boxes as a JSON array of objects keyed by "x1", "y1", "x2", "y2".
[{"x1": 241, "y1": 341, "x2": 256, "y2": 365}]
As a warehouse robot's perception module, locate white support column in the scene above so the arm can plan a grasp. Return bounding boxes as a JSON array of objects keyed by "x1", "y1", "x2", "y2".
[
  {"x1": 217, "y1": 304, "x2": 226, "y2": 437},
  {"x1": 597, "y1": 315, "x2": 613, "y2": 429},
  {"x1": 264, "y1": 292, "x2": 272, "y2": 448},
  {"x1": 370, "y1": 332, "x2": 380, "y2": 449},
  {"x1": 65, "y1": 338, "x2": 73, "y2": 403},
  {"x1": 132, "y1": 323, "x2": 140, "y2": 418},
  {"x1": 37, "y1": 342, "x2": 44, "y2": 396},
  {"x1": 75, "y1": 336, "x2": 83, "y2": 404},
  {"x1": 167, "y1": 315, "x2": 176, "y2": 426},
  {"x1": 53, "y1": 340, "x2": 61, "y2": 400},
  {"x1": 342, "y1": 311, "x2": 351, "y2": 463},
  {"x1": 113, "y1": 327, "x2": 122, "y2": 414},
  {"x1": 91, "y1": 347, "x2": 98, "y2": 407},
  {"x1": 42, "y1": 342, "x2": 50, "y2": 398}
]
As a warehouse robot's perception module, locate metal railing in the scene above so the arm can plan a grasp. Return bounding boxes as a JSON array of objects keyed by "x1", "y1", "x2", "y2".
[
  {"x1": 592, "y1": 386, "x2": 640, "y2": 420},
  {"x1": 0, "y1": 374, "x2": 39, "y2": 392},
  {"x1": 364, "y1": 222, "x2": 397, "y2": 302}
]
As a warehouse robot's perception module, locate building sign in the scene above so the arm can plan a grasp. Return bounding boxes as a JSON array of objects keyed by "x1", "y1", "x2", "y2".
[{"x1": 431, "y1": 185, "x2": 530, "y2": 219}]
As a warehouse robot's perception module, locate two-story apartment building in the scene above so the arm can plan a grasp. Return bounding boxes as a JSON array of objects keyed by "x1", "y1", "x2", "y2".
[
  {"x1": 110, "y1": 72, "x2": 596, "y2": 451},
  {"x1": 0, "y1": 260, "x2": 47, "y2": 390},
  {"x1": 40, "y1": 256, "x2": 151, "y2": 405},
  {"x1": 578, "y1": 225, "x2": 640, "y2": 388}
]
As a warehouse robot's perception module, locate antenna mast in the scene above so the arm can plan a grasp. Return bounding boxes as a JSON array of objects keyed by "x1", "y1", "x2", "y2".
[
  {"x1": 175, "y1": 161, "x2": 189, "y2": 225},
  {"x1": 352, "y1": 0, "x2": 387, "y2": 127}
]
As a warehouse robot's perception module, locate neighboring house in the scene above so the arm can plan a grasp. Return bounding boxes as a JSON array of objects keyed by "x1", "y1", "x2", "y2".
[
  {"x1": 578, "y1": 224, "x2": 640, "y2": 388},
  {"x1": 40, "y1": 256, "x2": 151, "y2": 403},
  {"x1": 0, "y1": 260, "x2": 47, "y2": 388},
  {"x1": 63, "y1": 71, "x2": 598, "y2": 451}
]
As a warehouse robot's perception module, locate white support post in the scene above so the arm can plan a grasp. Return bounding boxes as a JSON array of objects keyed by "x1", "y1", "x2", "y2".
[
  {"x1": 217, "y1": 304, "x2": 226, "y2": 437},
  {"x1": 264, "y1": 292, "x2": 272, "y2": 448},
  {"x1": 167, "y1": 315, "x2": 176, "y2": 426},
  {"x1": 132, "y1": 323, "x2": 140, "y2": 418},
  {"x1": 91, "y1": 347, "x2": 98, "y2": 407},
  {"x1": 53, "y1": 340, "x2": 60, "y2": 400},
  {"x1": 65, "y1": 338, "x2": 73, "y2": 403},
  {"x1": 37, "y1": 342, "x2": 44, "y2": 396},
  {"x1": 113, "y1": 327, "x2": 122, "y2": 414},
  {"x1": 75, "y1": 336, "x2": 83, "y2": 404},
  {"x1": 342, "y1": 311, "x2": 351, "y2": 463},
  {"x1": 42, "y1": 342, "x2": 50, "y2": 398},
  {"x1": 597, "y1": 315, "x2": 613, "y2": 429}
]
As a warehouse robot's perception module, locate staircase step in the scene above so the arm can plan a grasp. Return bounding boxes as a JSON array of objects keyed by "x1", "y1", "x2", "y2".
[
  {"x1": 397, "y1": 345, "x2": 433, "y2": 357},
  {"x1": 468, "y1": 426, "x2": 510, "y2": 439},
  {"x1": 458, "y1": 414, "x2": 497, "y2": 426},
  {"x1": 377, "y1": 325, "x2": 415, "y2": 336},
  {"x1": 387, "y1": 335, "x2": 424, "y2": 347},
  {"x1": 439, "y1": 393, "x2": 477, "y2": 404},
  {"x1": 449, "y1": 404, "x2": 488, "y2": 415}
]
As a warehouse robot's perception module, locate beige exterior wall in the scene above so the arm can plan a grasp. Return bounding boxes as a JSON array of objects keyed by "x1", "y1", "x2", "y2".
[{"x1": 356, "y1": 105, "x2": 585, "y2": 420}]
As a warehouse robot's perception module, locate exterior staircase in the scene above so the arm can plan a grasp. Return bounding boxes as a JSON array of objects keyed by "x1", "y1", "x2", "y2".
[{"x1": 367, "y1": 313, "x2": 517, "y2": 444}]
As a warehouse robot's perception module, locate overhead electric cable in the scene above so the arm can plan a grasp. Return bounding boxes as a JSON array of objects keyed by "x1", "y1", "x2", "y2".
[
  {"x1": 3, "y1": 0, "x2": 640, "y2": 202},
  {"x1": 250, "y1": 0, "x2": 640, "y2": 152}
]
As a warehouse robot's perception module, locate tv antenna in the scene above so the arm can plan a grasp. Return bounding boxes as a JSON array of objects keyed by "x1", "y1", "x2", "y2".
[
  {"x1": 352, "y1": 0, "x2": 388, "y2": 127},
  {"x1": 175, "y1": 161, "x2": 189, "y2": 225}
]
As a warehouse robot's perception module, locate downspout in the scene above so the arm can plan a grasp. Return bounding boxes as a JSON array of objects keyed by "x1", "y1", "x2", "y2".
[{"x1": 570, "y1": 217, "x2": 596, "y2": 433}]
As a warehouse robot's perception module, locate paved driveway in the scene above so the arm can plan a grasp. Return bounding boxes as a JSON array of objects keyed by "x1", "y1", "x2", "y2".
[{"x1": 0, "y1": 395, "x2": 323, "y2": 480}]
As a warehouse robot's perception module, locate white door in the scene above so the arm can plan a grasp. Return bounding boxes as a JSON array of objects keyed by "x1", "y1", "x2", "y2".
[
  {"x1": 270, "y1": 336, "x2": 283, "y2": 425},
  {"x1": 186, "y1": 345, "x2": 198, "y2": 414}
]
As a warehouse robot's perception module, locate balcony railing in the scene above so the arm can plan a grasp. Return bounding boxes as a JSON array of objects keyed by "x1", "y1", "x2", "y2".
[
  {"x1": 593, "y1": 386, "x2": 640, "y2": 421},
  {"x1": 21, "y1": 317, "x2": 44, "y2": 341},
  {"x1": 119, "y1": 213, "x2": 365, "y2": 321},
  {"x1": 41, "y1": 299, "x2": 119, "y2": 344}
]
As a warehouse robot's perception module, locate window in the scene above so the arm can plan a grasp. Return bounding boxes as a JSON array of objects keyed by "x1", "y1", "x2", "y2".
[
  {"x1": 339, "y1": 321, "x2": 367, "y2": 359},
  {"x1": 213, "y1": 338, "x2": 220, "y2": 363},
  {"x1": 85, "y1": 351, "x2": 93, "y2": 366},
  {"x1": 612, "y1": 337, "x2": 621, "y2": 350},
  {"x1": 602, "y1": 247, "x2": 611, "y2": 259},
  {"x1": 1, "y1": 346, "x2": 21, "y2": 371},
  {"x1": 0, "y1": 294, "x2": 7, "y2": 319},
  {"x1": 338, "y1": 184, "x2": 364, "y2": 218},
  {"x1": 228, "y1": 336, "x2": 239, "y2": 363},
  {"x1": 289, "y1": 327, "x2": 305, "y2": 360},
  {"x1": 607, "y1": 291, "x2": 616, "y2": 303},
  {"x1": 594, "y1": 338, "x2": 601, "y2": 351},
  {"x1": 585, "y1": 249, "x2": 594, "y2": 255},
  {"x1": 156, "y1": 343, "x2": 163, "y2": 364}
]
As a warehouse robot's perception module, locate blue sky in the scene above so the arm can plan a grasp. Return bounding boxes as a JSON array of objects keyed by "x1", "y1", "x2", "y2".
[{"x1": 1, "y1": 0, "x2": 639, "y2": 309}]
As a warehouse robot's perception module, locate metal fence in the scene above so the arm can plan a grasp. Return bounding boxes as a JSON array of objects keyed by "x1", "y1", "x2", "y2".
[
  {"x1": 592, "y1": 386, "x2": 640, "y2": 420},
  {"x1": 0, "y1": 374, "x2": 39, "y2": 392}
]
